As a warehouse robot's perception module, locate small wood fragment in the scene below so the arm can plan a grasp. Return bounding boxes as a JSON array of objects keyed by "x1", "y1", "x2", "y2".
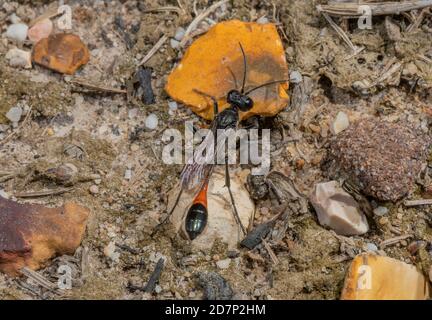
[
  {"x1": 404, "y1": 199, "x2": 432, "y2": 206},
  {"x1": 317, "y1": 1, "x2": 432, "y2": 17},
  {"x1": 14, "y1": 187, "x2": 74, "y2": 198},
  {"x1": 144, "y1": 258, "x2": 165, "y2": 293},
  {"x1": 380, "y1": 234, "x2": 413, "y2": 249}
]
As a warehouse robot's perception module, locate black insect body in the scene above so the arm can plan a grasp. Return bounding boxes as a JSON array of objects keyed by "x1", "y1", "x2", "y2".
[{"x1": 153, "y1": 43, "x2": 288, "y2": 241}]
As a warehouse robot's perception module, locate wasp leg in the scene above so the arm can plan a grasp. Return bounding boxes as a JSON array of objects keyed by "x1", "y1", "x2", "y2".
[
  {"x1": 151, "y1": 188, "x2": 184, "y2": 237},
  {"x1": 192, "y1": 89, "x2": 218, "y2": 116},
  {"x1": 224, "y1": 161, "x2": 247, "y2": 235}
]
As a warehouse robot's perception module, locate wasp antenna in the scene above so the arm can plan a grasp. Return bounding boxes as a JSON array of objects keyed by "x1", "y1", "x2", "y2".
[
  {"x1": 244, "y1": 79, "x2": 289, "y2": 96},
  {"x1": 238, "y1": 42, "x2": 247, "y2": 94}
]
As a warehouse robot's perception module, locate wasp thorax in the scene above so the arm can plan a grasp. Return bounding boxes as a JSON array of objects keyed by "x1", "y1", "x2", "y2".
[{"x1": 227, "y1": 90, "x2": 254, "y2": 112}]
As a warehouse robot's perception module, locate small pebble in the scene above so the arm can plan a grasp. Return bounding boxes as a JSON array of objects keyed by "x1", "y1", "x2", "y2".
[
  {"x1": 365, "y1": 243, "x2": 378, "y2": 252},
  {"x1": 0, "y1": 125, "x2": 8, "y2": 133},
  {"x1": 373, "y1": 206, "x2": 389, "y2": 217},
  {"x1": 216, "y1": 258, "x2": 231, "y2": 270},
  {"x1": 330, "y1": 111, "x2": 350, "y2": 135},
  {"x1": 174, "y1": 27, "x2": 185, "y2": 41},
  {"x1": 124, "y1": 169, "x2": 132, "y2": 181},
  {"x1": 6, "y1": 23, "x2": 28, "y2": 42},
  {"x1": 28, "y1": 18, "x2": 53, "y2": 43},
  {"x1": 9, "y1": 13, "x2": 21, "y2": 24},
  {"x1": 5, "y1": 48, "x2": 32, "y2": 69},
  {"x1": 103, "y1": 241, "x2": 120, "y2": 262},
  {"x1": 89, "y1": 185, "x2": 99, "y2": 194},
  {"x1": 257, "y1": 16, "x2": 269, "y2": 24},
  {"x1": 0, "y1": 189, "x2": 9, "y2": 199},
  {"x1": 289, "y1": 70, "x2": 303, "y2": 84},
  {"x1": 145, "y1": 113, "x2": 158, "y2": 130},
  {"x1": 170, "y1": 39, "x2": 180, "y2": 49},
  {"x1": 168, "y1": 101, "x2": 178, "y2": 111},
  {"x1": 155, "y1": 285, "x2": 162, "y2": 294},
  {"x1": 128, "y1": 108, "x2": 139, "y2": 119},
  {"x1": 6, "y1": 106, "x2": 23, "y2": 123},
  {"x1": 130, "y1": 144, "x2": 139, "y2": 152}
]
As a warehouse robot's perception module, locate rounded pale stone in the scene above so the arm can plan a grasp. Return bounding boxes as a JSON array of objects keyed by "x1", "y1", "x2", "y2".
[
  {"x1": 168, "y1": 167, "x2": 254, "y2": 250},
  {"x1": 28, "y1": 18, "x2": 53, "y2": 43}
]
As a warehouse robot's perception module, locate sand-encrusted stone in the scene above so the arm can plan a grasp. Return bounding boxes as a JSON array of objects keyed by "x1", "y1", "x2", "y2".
[
  {"x1": 325, "y1": 119, "x2": 430, "y2": 202},
  {"x1": 0, "y1": 197, "x2": 89, "y2": 276}
]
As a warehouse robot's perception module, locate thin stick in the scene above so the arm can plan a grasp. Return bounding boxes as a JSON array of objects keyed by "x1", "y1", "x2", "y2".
[
  {"x1": 262, "y1": 239, "x2": 279, "y2": 265},
  {"x1": 70, "y1": 79, "x2": 127, "y2": 94},
  {"x1": 20, "y1": 267, "x2": 62, "y2": 295},
  {"x1": 407, "y1": 7, "x2": 430, "y2": 32},
  {"x1": 404, "y1": 198, "x2": 432, "y2": 206},
  {"x1": 138, "y1": 34, "x2": 168, "y2": 67},
  {"x1": 322, "y1": 12, "x2": 363, "y2": 54},
  {"x1": 380, "y1": 234, "x2": 413, "y2": 248},
  {"x1": 179, "y1": 0, "x2": 229, "y2": 47},
  {"x1": 143, "y1": 7, "x2": 183, "y2": 15},
  {"x1": 317, "y1": 1, "x2": 432, "y2": 17},
  {"x1": 14, "y1": 187, "x2": 74, "y2": 198}
]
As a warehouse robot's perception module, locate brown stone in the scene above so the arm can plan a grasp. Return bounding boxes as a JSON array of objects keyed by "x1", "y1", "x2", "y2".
[
  {"x1": 32, "y1": 33, "x2": 90, "y2": 75},
  {"x1": 326, "y1": 119, "x2": 430, "y2": 201},
  {"x1": 0, "y1": 196, "x2": 89, "y2": 276},
  {"x1": 341, "y1": 254, "x2": 430, "y2": 300}
]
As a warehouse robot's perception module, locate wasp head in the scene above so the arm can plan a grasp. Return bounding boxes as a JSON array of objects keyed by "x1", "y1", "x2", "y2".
[{"x1": 227, "y1": 90, "x2": 254, "y2": 112}]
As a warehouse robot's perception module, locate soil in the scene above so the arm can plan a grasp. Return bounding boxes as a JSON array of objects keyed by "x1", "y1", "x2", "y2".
[{"x1": 0, "y1": 0, "x2": 431, "y2": 300}]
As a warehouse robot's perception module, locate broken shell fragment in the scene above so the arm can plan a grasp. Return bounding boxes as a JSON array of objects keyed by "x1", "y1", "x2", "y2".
[
  {"x1": 168, "y1": 167, "x2": 254, "y2": 250},
  {"x1": 310, "y1": 181, "x2": 369, "y2": 236},
  {"x1": 28, "y1": 18, "x2": 53, "y2": 43},
  {"x1": 165, "y1": 20, "x2": 289, "y2": 121},
  {"x1": 0, "y1": 196, "x2": 89, "y2": 276},
  {"x1": 341, "y1": 254, "x2": 430, "y2": 300},
  {"x1": 32, "y1": 33, "x2": 90, "y2": 75}
]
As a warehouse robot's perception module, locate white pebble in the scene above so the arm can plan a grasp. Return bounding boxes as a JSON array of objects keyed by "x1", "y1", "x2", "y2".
[
  {"x1": 216, "y1": 258, "x2": 231, "y2": 270},
  {"x1": 5, "y1": 48, "x2": 32, "y2": 69},
  {"x1": 168, "y1": 101, "x2": 178, "y2": 111},
  {"x1": 0, "y1": 189, "x2": 9, "y2": 199},
  {"x1": 9, "y1": 14, "x2": 21, "y2": 24},
  {"x1": 145, "y1": 113, "x2": 158, "y2": 130},
  {"x1": 170, "y1": 39, "x2": 180, "y2": 49},
  {"x1": 257, "y1": 16, "x2": 269, "y2": 24},
  {"x1": 373, "y1": 206, "x2": 389, "y2": 217},
  {"x1": 155, "y1": 285, "x2": 162, "y2": 294},
  {"x1": 128, "y1": 108, "x2": 139, "y2": 119},
  {"x1": 365, "y1": 243, "x2": 378, "y2": 252},
  {"x1": 6, "y1": 23, "x2": 28, "y2": 42},
  {"x1": 330, "y1": 111, "x2": 350, "y2": 135},
  {"x1": 124, "y1": 169, "x2": 133, "y2": 180},
  {"x1": 289, "y1": 70, "x2": 303, "y2": 84},
  {"x1": 174, "y1": 27, "x2": 185, "y2": 41},
  {"x1": 6, "y1": 105, "x2": 23, "y2": 123}
]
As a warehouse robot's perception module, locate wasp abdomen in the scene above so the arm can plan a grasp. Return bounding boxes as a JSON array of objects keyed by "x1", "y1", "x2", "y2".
[{"x1": 185, "y1": 203, "x2": 208, "y2": 240}]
